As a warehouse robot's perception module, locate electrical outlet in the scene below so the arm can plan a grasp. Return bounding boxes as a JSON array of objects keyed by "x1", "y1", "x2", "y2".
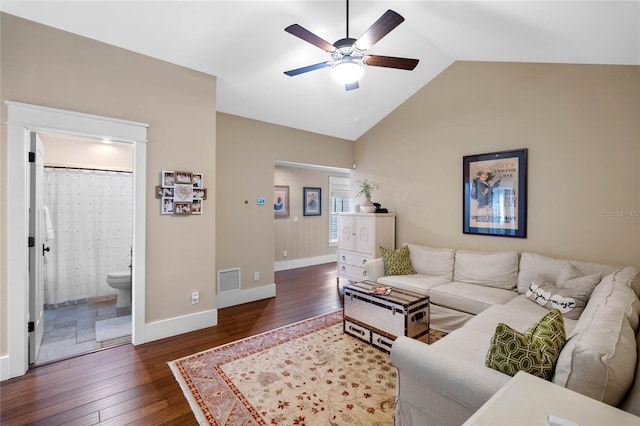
[
  {"x1": 284, "y1": 250, "x2": 287, "y2": 257},
  {"x1": 191, "y1": 291, "x2": 199, "y2": 305},
  {"x1": 254, "y1": 272, "x2": 259, "y2": 281}
]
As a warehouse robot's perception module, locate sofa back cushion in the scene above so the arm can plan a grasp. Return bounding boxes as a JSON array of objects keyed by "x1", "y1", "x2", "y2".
[
  {"x1": 620, "y1": 326, "x2": 640, "y2": 416},
  {"x1": 553, "y1": 303, "x2": 636, "y2": 405},
  {"x1": 518, "y1": 252, "x2": 621, "y2": 294},
  {"x1": 405, "y1": 244, "x2": 455, "y2": 280},
  {"x1": 453, "y1": 250, "x2": 518, "y2": 290},
  {"x1": 552, "y1": 267, "x2": 640, "y2": 406}
]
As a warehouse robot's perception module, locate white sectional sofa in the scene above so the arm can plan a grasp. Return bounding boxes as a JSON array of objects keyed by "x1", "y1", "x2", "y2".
[{"x1": 363, "y1": 244, "x2": 640, "y2": 425}]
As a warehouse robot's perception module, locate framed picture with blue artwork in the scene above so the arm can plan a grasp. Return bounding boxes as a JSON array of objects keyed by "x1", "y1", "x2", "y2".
[
  {"x1": 463, "y1": 148, "x2": 528, "y2": 238},
  {"x1": 303, "y1": 187, "x2": 321, "y2": 216},
  {"x1": 274, "y1": 185, "x2": 289, "y2": 219}
]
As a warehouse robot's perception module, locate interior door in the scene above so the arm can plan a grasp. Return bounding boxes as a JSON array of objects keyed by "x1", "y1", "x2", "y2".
[{"x1": 28, "y1": 133, "x2": 45, "y2": 364}]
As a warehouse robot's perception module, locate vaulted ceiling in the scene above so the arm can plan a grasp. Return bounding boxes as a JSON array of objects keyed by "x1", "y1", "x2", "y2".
[{"x1": 2, "y1": 1, "x2": 638, "y2": 141}]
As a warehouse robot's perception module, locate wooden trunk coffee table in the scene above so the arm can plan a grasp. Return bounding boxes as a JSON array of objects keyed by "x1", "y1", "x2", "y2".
[{"x1": 343, "y1": 280, "x2": 430, "y2": 353}]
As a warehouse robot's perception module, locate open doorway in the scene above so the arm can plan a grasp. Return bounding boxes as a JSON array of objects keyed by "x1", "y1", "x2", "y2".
[
  {"x1": 33, "y1": 133, "x2": 135, "y2": 364},
  {"x1": 4, "y1": 101, "x2": 148, "y2": 381},
  {"x1": 273, "y1": 161, "x2": 351, "y2": 272}
]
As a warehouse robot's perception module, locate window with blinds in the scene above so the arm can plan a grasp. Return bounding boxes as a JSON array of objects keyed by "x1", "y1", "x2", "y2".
[{"x1": 329, "y1": 176, "x2": 350, "y2": 244}]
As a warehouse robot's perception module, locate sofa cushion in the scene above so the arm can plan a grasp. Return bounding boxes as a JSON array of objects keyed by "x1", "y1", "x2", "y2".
[
  {"x1": 380, "y1": 245, "x2": 416, "y2": 276},
  {"x1": 429, "y1": 282, "x2": 519, "y2": 315},
  {"x1": 553, "y1": 303, "x2": 637, "y2": 405},
  {"x1": 465, "y1": 295, "x2": 579, "y2": 337},
  {"x1": 576, "y1": 268, "x2": 640, "y2": 334},
  {"x1": 453, "y1": 250, "x2": 518, "y2": 290},
  {"x1": 405, "y1": 244, "x2": 455, "y2": 280},
  {"x1": 377, "y1": 274, "x2": 450, "y2": 296},
  {"x1": 620, "y1": 327, "x2": 640, "y2": 416},
  {"x1": 486, "y1": 309, "x2": 566, "y2": 380},
  {"x1": 525, "y1": 274, "x2": 601, "y2": 320},
  {"x1": 518, "y1": 252, "x2": 621, "y2": 294}
]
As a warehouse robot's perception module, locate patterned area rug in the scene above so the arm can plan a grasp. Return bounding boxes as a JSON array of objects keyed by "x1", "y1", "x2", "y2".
[{"x1": 168, "y1": 310, "x2": 396, "y2": 425}]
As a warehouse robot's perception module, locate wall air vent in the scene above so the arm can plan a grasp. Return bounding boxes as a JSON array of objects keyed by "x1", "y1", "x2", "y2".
[{"x1": 217, "y1": 268, "x2": 241, "y2": 293}]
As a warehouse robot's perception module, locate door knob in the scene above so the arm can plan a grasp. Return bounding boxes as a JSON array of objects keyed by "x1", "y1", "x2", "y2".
[{"x1": 43, "y1": 245, "x2": 50, "y2": 256}]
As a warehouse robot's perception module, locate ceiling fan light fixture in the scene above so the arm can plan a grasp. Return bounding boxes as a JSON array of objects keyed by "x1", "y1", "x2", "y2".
[{"x1": 331, "y1": 60, "x2": 364, "y2": 84}]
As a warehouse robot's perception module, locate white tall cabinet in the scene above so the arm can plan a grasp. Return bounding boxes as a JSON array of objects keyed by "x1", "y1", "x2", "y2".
[{"x1": 337, "y1": 213, "x2": 396, "y2": 283}]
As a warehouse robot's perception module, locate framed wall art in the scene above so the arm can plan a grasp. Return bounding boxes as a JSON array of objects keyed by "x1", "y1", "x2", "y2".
[
  {"x1": 192, "y1": 172, "x2": 204, "y2": 188},
  {"x1": 303, "y1": 187, "x2": 321, "y2": 216},
  {"x1": 463, "y1": 148, "x2": 528, "y2": 238},
  {"x1": 157, "y1": 169, "x2": 206, "y2": 215},
  {"x1": 161, "y1": 197, "x2": 174, "y2": 215},
  {"x1": 274, "y1": 185, "x2": 290, "y2": 219},
  {"x1": 162, "y1": 170, "x2": 175, "y2": 188}
]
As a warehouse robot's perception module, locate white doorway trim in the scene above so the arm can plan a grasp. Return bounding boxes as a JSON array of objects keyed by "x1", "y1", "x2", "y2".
[{"x1": 4, "y1": 101, "x2": 148, "y2": 380}]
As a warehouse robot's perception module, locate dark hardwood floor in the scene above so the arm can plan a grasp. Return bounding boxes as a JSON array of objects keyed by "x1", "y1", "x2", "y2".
[{"x1": 1, "y1": 262, "x2": 346, "y2": 425}]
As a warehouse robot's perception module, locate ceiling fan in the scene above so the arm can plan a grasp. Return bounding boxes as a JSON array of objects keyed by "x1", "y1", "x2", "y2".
[{"x1": 284, "y1": 1, "x2": 419, "y2": 91}]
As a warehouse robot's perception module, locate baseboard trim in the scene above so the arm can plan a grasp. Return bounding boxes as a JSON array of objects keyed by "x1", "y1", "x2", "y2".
[
  {"x1": 216, "y1": 283, "x2": 276, "y2": 309},
  {"x1": 274, "y1": 254, "x2": 337, "y2": 272},
  {"x1": 143, "y1": 308, "x2": 218, "y2": 343},
  {"x1": 0, "y1": 355, "x2": 11, "y2": 381}
]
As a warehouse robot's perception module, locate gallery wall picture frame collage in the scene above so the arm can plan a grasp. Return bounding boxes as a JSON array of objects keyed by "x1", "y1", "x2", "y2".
[{"x1": 157, "y1": 170, "x2": 207, "y2": 215}]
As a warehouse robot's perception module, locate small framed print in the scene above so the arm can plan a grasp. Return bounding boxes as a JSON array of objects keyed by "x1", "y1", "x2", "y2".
[
  {"x1": 274, "y1": 185, "x2": 289, "y2": 219},
  {"x1": 174, "y1": 201, "x2": 191, "y2": 215},
  {"x1": 155, "y1": 185, "x2": 163, "y2": 199},
  {"x1": 303, "y1": 187, "x2": 321, "y2": 216},
  {"x1": 162, "y1": 170, "x2": 175, "y2": 188},
  {"x1": 193, "y1": 188, "x2": 207, "y2": 199},
  {"x1": 161, "y1": 197, "x2": 174, "y2": 215},
  {"x1": 191, "y1": 199, "x2": 203, "y2": 215},
  {"x1": 162, "y1": 187, "x2": 174, "y2": 197},
  {"x1": 192, "y1": 172, "x2": 204, "y2": 188},
  {"x1": 175, "y1": 171, "x2": 193, "y2": 184}
]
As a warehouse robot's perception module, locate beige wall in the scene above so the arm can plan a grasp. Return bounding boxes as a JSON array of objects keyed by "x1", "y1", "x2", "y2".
[
  {"x1": 274, "y1": 165, "x2": 349, "y2": 262},
  {"x1": 41, "y1": 134, "x2": 134, "y2": 172},
  {"x1": 216, "y1": 113, "x2": 353, "y2": 290},
  {"x1": 355, "y1": 61, "x2": 640, "y2": 268},
  {"x1": 1, "y1": 13, "x2": 216, "y2": 356}
]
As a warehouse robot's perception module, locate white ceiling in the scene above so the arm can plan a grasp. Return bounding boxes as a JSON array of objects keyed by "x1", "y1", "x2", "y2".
[{"x1": 2, "y1": 1, "x2": 638, "y2": 141}]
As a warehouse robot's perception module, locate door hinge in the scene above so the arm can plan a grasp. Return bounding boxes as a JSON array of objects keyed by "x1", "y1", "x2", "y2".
[
  {"x1": 28, "y1": 322, "x2": 35, "y2": 333},
  {"x1": 28, "y1": 236, "x2": 35, "y2": 247},
  {"x1": 28, "y1": 152, "x2": 35, "y2": 163}
]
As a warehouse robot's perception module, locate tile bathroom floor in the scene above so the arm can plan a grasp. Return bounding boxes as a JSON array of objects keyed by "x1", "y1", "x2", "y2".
[{"x1": 36, "y1": 296, "x2": 132, "y2": 365}]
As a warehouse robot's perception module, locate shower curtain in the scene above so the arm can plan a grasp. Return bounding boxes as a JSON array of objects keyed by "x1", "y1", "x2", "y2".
[{"x1": 43, "y1": 168, "x2": 133, "y2": 305}]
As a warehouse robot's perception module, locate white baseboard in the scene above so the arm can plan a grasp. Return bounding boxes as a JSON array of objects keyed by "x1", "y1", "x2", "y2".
[
  {"x1": 143, "y1": 308, "x2": 218, "y2": 343},
  {"x1": 216, "y1": 283, "x2": 276, "y2": 309},
  {"x1": 0, "y1": 355, "x2": 11, "y2": 381},
  {"x1": 274, "y1": 254, "x2": 337, "y2": 272}
]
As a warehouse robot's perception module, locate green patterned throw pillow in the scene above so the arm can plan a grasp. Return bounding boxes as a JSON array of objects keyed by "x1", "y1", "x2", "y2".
[
  {"x1": 380, "y1": 245, "x2": 416, "y2": 276},
  {"x1": 485, "y1": 309, "x2": 566, "y2": 380}
]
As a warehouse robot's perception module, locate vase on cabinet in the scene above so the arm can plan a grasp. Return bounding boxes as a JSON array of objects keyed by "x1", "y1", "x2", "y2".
[{"x1": 360, "y1": 196, "x2": 376, "y2": 213}]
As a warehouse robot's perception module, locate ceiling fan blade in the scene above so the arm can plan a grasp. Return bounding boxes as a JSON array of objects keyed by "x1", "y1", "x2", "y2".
[
  {"x1": 355, "y1": 10, "x2": 404, "y2": 51},
  {"x1": 285, "y1": 24, "x2": 336, "y2": 52},
  {"x1": 345, "y1": 81, "x2": 359, "y2": 91},
  {"x1": 363, "y1": 55, "x2": 419, "y2": 70},
  {"x1": 284, "y1": 62, "x2": 332, "y2": 77}
]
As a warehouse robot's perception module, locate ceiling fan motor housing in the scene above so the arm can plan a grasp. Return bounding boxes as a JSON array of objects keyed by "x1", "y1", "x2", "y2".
[{"x1": 332, "y1": 37, "x2": 364, "y2": 62}]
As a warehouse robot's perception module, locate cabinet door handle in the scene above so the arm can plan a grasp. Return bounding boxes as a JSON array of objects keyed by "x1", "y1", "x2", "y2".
[
  {"x1": 342, "y1": 255, "x2": 346, "y2": 261},
  {"x1": 362, "y1": 259, "x2": 367, "y2": 265},
  {"x1": 363, "y1": 270, "x2": 367, "y2": 276},
  {"x1": 341, "y1": 265, "x2": 346, "y2": 271}
]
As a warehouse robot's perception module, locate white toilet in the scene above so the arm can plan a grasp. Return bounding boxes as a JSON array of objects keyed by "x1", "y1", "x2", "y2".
[{"x1": 107, "y1": 270, "x2": 132, "y2": 308}]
